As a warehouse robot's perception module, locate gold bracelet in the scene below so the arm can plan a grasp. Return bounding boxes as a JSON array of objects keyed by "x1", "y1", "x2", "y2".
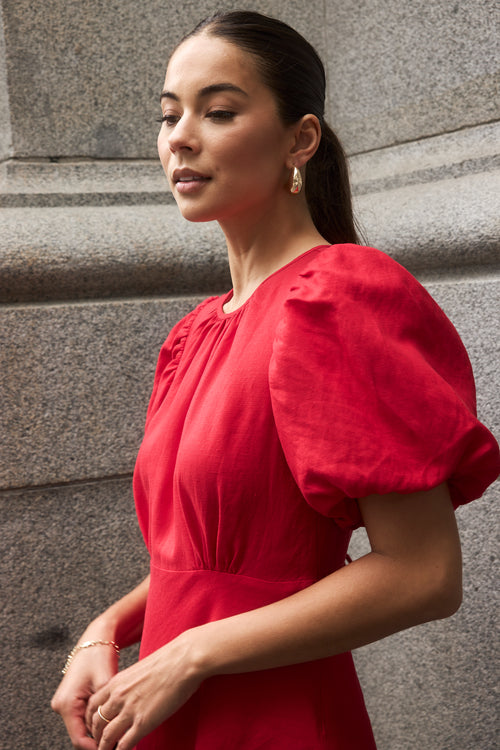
[{"x1": 62, "y1": 640, "x2": 120, "y2": 675}]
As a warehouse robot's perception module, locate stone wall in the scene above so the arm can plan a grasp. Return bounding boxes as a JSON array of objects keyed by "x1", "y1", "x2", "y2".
[{"x1": 0, "y1": 1, "x2": 498, "y2": 748}]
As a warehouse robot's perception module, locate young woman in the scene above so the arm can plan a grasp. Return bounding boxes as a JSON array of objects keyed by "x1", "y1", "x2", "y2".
[{"x1": 52, "y1": 11, "x2": 500, "y2": 750}]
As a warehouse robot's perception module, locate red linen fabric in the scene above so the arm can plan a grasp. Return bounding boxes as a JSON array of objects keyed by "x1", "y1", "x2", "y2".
[{"x1": 132, "y1": 244, "x2": 499, "y2": 748}]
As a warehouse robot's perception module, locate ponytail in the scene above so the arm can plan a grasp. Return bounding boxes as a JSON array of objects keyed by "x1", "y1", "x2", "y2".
[{"x1": 306, "y1": 121, "x2": 359, "y2": 245}]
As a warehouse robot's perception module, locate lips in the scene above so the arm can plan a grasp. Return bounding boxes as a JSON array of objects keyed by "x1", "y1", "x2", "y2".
[
  {"x1": 177, "y1": 175, "x2": 207, "y2": 183},
  {"x1": 172, "y1": 168, "x2": 211, "y2": 184}
]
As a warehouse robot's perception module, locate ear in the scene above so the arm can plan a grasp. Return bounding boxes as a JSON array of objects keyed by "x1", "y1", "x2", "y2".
[{"x1": 286, "y1": 114, "x2": 322, "y2": 169}]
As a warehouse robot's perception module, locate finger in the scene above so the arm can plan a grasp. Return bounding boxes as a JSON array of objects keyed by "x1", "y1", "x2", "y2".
[
  {"x1": 108, "y1": 722, "x2": 143, "y2": 750},
  {"x1": 91, "y1": 703, "x2": 114, "y2": 745},
  {"x1": 86, "y1": 689, "x2": 109, "y2": 734},
  {"x1": 59, "y1": 698, "x2": 98, "y2": 750},
  {"x1": 63, "y1": 712, "x2": 97, "y2": 750},
  {"x1": 96, "y1": 712, "x2": 134, "y2": 750}
]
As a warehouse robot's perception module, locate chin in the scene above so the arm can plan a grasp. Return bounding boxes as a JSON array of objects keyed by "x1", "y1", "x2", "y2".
[
  {"x1": 177, "y1": 208, "x2": 217, "y2": 223},
  {"x1": 174, "y1": 200, "x2": 220, "y2": 224}
]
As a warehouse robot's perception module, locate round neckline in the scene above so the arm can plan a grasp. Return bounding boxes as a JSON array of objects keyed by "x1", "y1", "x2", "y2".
[{"x1": 216, "y1": 244, "x2": 331, "y2": 320}]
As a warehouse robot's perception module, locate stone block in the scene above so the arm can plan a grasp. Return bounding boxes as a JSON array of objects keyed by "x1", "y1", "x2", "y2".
[
  {"x1": 0, "y1": 478, "x2": 148, "y2": 749},
  {"x1": 0, "y1": 296, "x2": 203, "y2": 489},
  {"x1": 354, "y1": 169, "x2": 500, "y2": 274},
  {"x1": 426, "y1": 277, "x2": 500, "y2": 434},
  {"x1": 0, "y1": 0, "x2": 212, "y2": 159},
  {"x1": 0, "y1": 158, "x2": 170, "y2": 208},
  {"x1": 0, "y1": 0, "x2": 325, "y2": 160},
  {"x1": 350, "y1": 122, "x2": 499, "y2": 196},
  {"x1": 0, "y1": 3, "x2": 12, "y2": 160},
  {"x1": 0, "y1": 204, "x2": 231, "y2": 303},
  {"x1": 325, "y1": 0, "x2": 499, "y2": 152}
]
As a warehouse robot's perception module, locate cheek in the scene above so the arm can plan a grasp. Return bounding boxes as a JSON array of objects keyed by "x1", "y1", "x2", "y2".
[
  {"x1": 221, "y1": 129, "x2": 285, "y2": 181},
  {"x1": 157, "y1": 130, "x2": 170, "y2": 167}
]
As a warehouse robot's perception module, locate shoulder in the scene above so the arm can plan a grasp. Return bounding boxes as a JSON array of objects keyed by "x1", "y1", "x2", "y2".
[
  {"x1": 167, "y1": 295, "x2": 219, "y2": 340},
  {"x1": 289, "y1": 243, "x2": 423, "y2": 302},
  {"x1": 157, "y1": 295, "x2": 219, "y2": 363},
  {"x1": 283, "y1": 243, "x2": 449, "y2": 339},
  {"x1": 272, "y1": 242, "x2": 476, "y2": 418}
]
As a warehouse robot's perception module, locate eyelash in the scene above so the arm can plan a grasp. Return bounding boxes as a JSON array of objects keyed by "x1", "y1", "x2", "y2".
[
  {"x1": 156, "y1": 114, "x2": 178, "y2": 126},
  {"x1": 207, "y1": 110, "x2": 236, "y2": 121},
  {"x1": 156, "y1": 110, "x2": 236, "y2": 126}
]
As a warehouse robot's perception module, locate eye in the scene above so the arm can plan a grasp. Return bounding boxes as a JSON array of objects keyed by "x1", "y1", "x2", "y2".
[
  {"x1": 156, "y1": 114, "x2": 180, "y2": 126},
  {"x1": 206, "y1": 110, "x2": 236, "y2": 122}
]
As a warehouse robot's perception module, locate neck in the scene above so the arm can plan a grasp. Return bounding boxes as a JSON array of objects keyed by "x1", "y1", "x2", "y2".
[{"x1": 218, "y1": 198, "x2": 327, "y2": 312}]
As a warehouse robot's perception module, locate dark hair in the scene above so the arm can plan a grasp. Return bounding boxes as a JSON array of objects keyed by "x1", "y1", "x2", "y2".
[{"x1": 182, "y1": 10, "x2": 359, "y2": 245}]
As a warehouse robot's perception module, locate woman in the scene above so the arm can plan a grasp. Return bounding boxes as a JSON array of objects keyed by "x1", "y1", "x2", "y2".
[{"x1": 52, "y1": 11, "x2": 500, "y2": 750}]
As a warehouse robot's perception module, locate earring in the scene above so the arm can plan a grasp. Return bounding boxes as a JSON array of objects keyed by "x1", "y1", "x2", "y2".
[{"x1": 290, "y1": 166, "x2": 302, "y2": 194}]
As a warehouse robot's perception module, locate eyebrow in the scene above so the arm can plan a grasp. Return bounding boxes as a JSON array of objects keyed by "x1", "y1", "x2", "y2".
[{"x1": 160, "y1": 83, "x2": 249, "y2": 103}]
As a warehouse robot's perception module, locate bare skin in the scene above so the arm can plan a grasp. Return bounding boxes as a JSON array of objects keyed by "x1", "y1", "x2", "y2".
[{"x1": 52, "y1": 33, "x2": 464, "y2": 750}]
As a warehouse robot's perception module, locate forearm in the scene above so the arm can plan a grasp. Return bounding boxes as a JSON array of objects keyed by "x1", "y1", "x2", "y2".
[
  {"x1": 80, "y1": 574, "x2": 150, "y2": 649},
  {"x1": 189, "y1": 553, "x2": 450, "y2": 678},
  {"x1": 189, "y1": 486, "x2": 462, "y2": 680}
]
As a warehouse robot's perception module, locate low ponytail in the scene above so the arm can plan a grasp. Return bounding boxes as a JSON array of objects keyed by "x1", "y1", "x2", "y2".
[{"x1": 306, "y1": 122, "x2": 359, "y2": 245}]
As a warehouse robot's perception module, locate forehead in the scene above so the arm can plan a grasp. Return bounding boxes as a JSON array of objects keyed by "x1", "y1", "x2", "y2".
[{"x1": 165, "y1": 33, "x2": 262, "y2": 93}]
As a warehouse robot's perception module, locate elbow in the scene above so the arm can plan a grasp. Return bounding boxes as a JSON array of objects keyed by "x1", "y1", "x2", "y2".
[
  {"x1": 421, "y1": 560, "x2": 463, "y2": 621},
  {"x1": 415, "y1": 516, "x2": 464, "y2": 622},
  {"x1": 430, "y1": 577, "x2": 462, "y2": 620}
]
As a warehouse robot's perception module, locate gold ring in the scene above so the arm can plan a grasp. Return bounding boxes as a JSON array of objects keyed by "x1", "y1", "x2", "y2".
[{"x1": 97, "y1": 705, "x2": 111, "y2": 723}]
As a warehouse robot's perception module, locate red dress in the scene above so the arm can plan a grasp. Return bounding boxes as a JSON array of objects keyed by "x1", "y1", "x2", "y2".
[{"x1": 133, "y1": 244, "x2": 499, "y2": 749}]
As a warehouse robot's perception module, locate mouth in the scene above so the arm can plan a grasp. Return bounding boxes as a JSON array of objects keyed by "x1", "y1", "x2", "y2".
[{"x1": 172, "y1": 169, "x2": 211, "y2": 186}]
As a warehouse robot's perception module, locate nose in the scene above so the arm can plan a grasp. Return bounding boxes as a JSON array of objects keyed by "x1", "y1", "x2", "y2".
[{"x1": 166, "y1": 114, "x2": 200, "y2": 154}]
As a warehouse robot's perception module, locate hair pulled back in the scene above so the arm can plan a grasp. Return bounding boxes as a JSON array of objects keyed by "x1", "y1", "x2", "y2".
[{"x1": 183, "y1": 10, "x2": 358, "y2": 245}]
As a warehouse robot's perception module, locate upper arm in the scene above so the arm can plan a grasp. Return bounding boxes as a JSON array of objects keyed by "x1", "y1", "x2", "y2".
[{"x1": 358, "y1": 483, "x2": 463, "y2": 617}]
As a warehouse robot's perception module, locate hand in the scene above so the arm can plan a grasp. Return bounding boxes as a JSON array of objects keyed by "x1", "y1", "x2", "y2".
[
  {"x1": 85, "y1": 632, "x2": 202, "y2": 749},
  {"x1": 51, "y1": 640, "x2": 120, "y2": 750}
]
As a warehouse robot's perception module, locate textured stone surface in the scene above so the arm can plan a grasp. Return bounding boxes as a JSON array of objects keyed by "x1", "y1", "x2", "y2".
[
  {"x1": 426, "y1": 278, "x2": 500, "y2": 434},
  {"x1": 0, "y1": 296, "x2": 203, "y2": 489},
  {"x1": 0, "y1": 478, "x2": 148, "y2": 749},
  {"x1": 0, "y1": 3, "x2": 12, "y2": 160},
  {"x1": 0, "y1": 0, "x2": 326, "y2": 160},
  {"x1": 349, "y1": 276, "x2": 500, "y2": 750},
  {"x1": 325, "y1": 0, "x2": 499, "y2": 152},
  {"x1": 1, "y1": 0, "x2": 212, "y2": 159},
  {"x1": 350, "y1": 122, "x2": 500, "y2": 195},
  {"x1": 0, "y1": 158, "x2": 170, "y2": 207},
  {"x1": 2, "y1": 0, "x2": 498, "y2": 158},
  {"x1": 1, "y1": 160, "x2": 498, "y2": 304},
  {"x1": 354, "y1": 169, "x2": 500, "y2": 273},
  {"x1": 0, "y1": 205, "x2": 230, "y2": 302}
]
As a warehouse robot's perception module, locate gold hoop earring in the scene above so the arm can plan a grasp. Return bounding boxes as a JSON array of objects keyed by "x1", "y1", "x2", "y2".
[{"x1": 290, "y1": 166, "x2": 302, "y2": 194}]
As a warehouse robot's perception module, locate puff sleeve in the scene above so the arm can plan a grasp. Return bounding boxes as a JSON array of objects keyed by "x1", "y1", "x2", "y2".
[{"x1": 269, "y1": 245, "x2": 500, "y2": 529}]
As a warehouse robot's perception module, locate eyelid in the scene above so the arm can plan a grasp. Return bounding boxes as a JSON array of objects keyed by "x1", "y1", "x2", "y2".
[
  {"x1": 155, "y1": 104, "x2": 237, "y2": 126},
  {"x1": 156, "y1": 113, "x2": 180, "y2": 125},
  {"x1": 206, "y1": 108, "x2": 236, "y2": 119}
]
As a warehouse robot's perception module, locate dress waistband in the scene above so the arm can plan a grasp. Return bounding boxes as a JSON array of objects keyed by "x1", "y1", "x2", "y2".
[{"x1": 141, "y1": 564, "x2": 317, "y2": 657}]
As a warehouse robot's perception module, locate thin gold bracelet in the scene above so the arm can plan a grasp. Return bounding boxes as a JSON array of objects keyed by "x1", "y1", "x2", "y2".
[{"x1": 62, "y1": 640, "x2": 120, "y2": 675}]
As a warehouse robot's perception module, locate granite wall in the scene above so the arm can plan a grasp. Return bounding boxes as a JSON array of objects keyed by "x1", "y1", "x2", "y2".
[{"x1": 0, "y1": 1, "x2": 498, "y2": 748}]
